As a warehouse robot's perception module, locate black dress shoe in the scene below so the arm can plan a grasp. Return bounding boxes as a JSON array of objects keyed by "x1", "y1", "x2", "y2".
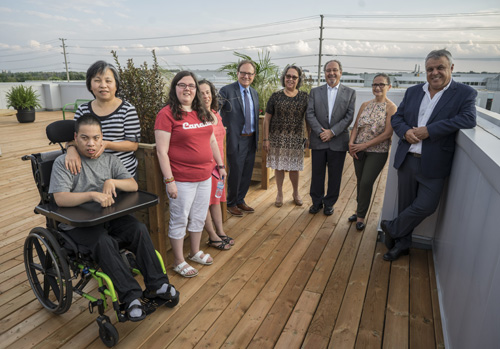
[
  {"x1": 356, "y1": 222, "x2": 366, "y2": 231},
  {"x1": 383, "y1": 245, "x2": 409, "y2": 261},
  {"x1": 323, "y1": 206, "x2": 334, "y2": 216},
  {"x1": 380, "y1": 220, "x2": 394, "y2": 250},
  {"x1": 309, "y1": 203, "x2": 323, "y2": 214},
  {"x1": 348, "y1": 214, "x2": 357, "y2": 222}
]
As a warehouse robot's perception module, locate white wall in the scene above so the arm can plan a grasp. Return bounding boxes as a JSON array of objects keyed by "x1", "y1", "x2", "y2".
[{"x1": 0, "y1": 81, "x2": 91, "y2": 110}]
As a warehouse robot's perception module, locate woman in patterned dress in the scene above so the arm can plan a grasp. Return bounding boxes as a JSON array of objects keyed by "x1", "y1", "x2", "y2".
[
  {"x1": 263, "y1": 65, "x2": 309, "y2": 207},
  {"x1": 199, "y1": 79, "x2": 234, "y2": 251},
  {"x1": 348, "y1": 73, "x2": 397, "y2": 230}
]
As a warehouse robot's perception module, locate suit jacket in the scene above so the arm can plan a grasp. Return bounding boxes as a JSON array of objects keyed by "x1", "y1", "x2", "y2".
[
  {"x1": 391, "y1": 80, "x2": 477, "y2": 178},
  {"x1": 219, "y1": 81, "x2": 259, "y2": 155},
  {"x1": 306, "y1": 83, "x2": 356, "y2": 151}
]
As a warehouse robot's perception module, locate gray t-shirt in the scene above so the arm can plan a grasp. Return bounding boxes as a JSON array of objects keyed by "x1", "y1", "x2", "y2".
[
  {"x1": 49, "y1": 152, "x2": 132, "y2": 194},
  {"x1": 49, "y1": 153, "x2": 132, "y2": 230}
]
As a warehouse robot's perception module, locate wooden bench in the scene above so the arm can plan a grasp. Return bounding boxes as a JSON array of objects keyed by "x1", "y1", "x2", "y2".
[{"x1": 62, "y1": 99, "x2": 92, "y2": 120}]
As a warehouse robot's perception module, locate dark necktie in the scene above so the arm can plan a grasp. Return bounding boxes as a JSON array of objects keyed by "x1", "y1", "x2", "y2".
[{"x1": 243, "y1": 89, "x2": 252, "y2": 134}]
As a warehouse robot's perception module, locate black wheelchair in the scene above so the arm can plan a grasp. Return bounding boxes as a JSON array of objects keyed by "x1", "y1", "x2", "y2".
[{"x1": 22, "y1": 120, "x2": 179, "y2": 347}]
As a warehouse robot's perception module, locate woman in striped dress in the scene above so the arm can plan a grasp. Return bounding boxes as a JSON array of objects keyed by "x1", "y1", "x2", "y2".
[{"x1": 65, "y1": 61, "x2": 141, "y2": 177}]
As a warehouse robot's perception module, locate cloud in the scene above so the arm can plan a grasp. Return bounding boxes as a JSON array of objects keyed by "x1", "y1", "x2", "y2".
[
  {"x1": 174, "y1": 46, "x2": 190, "y2": 54},
  {"x1": 26, "y1": 10, "x2": 79, "y2": 22}
]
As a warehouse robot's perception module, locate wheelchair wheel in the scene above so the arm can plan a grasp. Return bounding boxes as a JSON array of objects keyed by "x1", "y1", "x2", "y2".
[
  {"x1": 24, "y1": 227, "x2": 72, "y2": 314},
  {"x1": 98, "y1": 321, "x2": 119, "y2": 347}
]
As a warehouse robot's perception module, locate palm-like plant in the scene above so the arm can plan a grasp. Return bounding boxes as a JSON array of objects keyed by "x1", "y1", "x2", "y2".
[{"x1": 218, "y1": 51, "x2": 280, "y2": 113}]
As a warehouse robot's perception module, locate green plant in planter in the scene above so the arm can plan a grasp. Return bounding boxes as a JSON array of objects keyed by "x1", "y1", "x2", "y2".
[
  {"x1": 6, "y1": 85, "x2": 42, "y2": 123},
  {"x1": 112, "y1": 50, "x2": 171, "y2": 144},
  {"x1": 218, "y1": 51, "x2": 280, "y2": 113}
]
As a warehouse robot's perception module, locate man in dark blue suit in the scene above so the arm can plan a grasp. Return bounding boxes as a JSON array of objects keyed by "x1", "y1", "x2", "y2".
[
  {"x1": 381, "y1": 49, "x2": 477, "y2": 261},
  {"x1": 219, "y1": 60, "x2": 260, "y2": 217}
]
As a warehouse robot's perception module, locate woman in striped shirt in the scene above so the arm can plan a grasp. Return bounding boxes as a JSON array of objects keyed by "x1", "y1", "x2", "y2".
[{"x1": 65, "y1": 61, "x2": 141, "y2": 177}]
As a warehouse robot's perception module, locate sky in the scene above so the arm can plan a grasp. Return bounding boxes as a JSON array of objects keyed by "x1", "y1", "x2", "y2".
[{"x1": 1, "y1": 0, "x2": 499, "y2": 75}]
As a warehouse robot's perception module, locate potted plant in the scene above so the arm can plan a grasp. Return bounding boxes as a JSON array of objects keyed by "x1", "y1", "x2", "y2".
[{"x1": 6, "y1": 85, "x2": 42, "y2": 123}]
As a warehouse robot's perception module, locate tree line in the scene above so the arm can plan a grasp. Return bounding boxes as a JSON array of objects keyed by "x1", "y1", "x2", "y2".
[{"x1": 0, "y1": 71, "x2": 86, "y2": 82}]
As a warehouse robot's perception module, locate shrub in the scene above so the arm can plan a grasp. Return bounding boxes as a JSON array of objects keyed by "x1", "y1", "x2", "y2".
[
  {"x1": 112, "y1": 50, "x2": 171, "y2": 144},
  {"x1": 6, "y1": 85, "x2": 42, "y2": 110}
]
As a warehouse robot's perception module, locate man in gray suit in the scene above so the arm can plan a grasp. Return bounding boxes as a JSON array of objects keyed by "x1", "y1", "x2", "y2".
[
  {"x1": 306, "y1": 60, "x2": 356, "y2": 215},
  {"x1": 219, "y1": 60, "x2": 260, "y2": 217}
]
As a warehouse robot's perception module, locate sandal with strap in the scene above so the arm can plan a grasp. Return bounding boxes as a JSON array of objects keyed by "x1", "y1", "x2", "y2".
[
  {"x1": 207, "y1": 238, "x2": 231, "y2": 250},
  {"x1": 217, "y1": 234, "x2": 235, "y2": 246},
  {"x1": 127, "y1": 303, "x2": 146, "y2": 322},
  {"x1": 173, "y1": 261, "x2": 198, "y2": 278},
  {"x1": 188, "y1": 250, "x2": 213, "y2": 265}
]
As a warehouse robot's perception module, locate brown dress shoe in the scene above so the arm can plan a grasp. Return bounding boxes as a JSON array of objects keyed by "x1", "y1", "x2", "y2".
[
  {"x1": 237, "y1": 203, "x2": 255, "y2": 213},
  {"x1": 227, "y1": 206, "x2": 243, "y2": 217}
]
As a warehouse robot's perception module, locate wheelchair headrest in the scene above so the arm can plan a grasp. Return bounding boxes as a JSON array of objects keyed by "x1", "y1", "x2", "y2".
[{"x1": 46, "y1": 120, "x2": 75, "y2": 144}]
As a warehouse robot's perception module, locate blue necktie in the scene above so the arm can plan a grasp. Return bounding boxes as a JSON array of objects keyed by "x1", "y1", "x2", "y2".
[{"x1": 243, "y1": 89, "x2": 252, "y2": 134}]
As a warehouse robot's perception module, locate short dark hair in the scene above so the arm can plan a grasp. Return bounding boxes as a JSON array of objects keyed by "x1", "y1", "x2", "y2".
[
  {"x1": 86, "y1": 61, "x2": 121, "y2": 97},
  {"x1": 198, "y1": 79, "x2": 219, "y2": 111},
  {"x1": 373, "y1": 73, "x2": 391, "y2": 85},
  {"x1": 167, "y1": 71, "x2": 212, "y2": 123},
  {"x1": 323, "y1": 59, "x2": 343, "y2": 73},
  {"x1": 237, "y1": 59, "x2": 256, "y2": 73},
  {"x1": 75, "y1": 113, "x2": 102, "y2": 133},
  {"x1": 280, "y1": 65, "x2": 304, "y2": 89},
  {"x1": 425, "y1": 49, "x2": 453, "y2": 66}
]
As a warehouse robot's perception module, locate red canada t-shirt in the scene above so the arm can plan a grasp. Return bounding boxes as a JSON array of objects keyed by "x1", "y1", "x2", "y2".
[{"x1": 155, "y1": 105, "x2": 214, "y2": 182}]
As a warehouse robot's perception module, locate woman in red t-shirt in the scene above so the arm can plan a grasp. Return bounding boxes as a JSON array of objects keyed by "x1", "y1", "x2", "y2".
[
  {"x1": 199, "y1": 79, "x2": 234, "y2": 250},
  {"x1": 155, "y1": 71, "x2": 226, "y2": 278}
]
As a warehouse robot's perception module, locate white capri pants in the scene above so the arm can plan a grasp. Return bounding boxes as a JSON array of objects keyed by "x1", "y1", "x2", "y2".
[{"x1": 168, "y1": 177, "x2": 211, "y2": 239}]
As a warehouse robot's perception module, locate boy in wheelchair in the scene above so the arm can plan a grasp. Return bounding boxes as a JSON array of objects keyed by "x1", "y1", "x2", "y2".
[{"x1": 49, "y1": 114, "x2": 178, "y2": 321}]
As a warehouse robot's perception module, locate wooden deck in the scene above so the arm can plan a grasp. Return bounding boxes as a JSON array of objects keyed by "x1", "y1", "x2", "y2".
[{"x1": 0, "y1": 111, "x2": 444, "y2": 348}]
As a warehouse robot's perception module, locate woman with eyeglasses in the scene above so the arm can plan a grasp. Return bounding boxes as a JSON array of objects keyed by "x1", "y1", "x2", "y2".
[
  {"x1": 155, "y1": 71, "x2": 226, "y2": 278},
  {"x1": 262, "y1": 65, "x2": 309, "y2": 207},
  {"x1": 348, "y1": 73, "x2": 397, "y2": 230}
]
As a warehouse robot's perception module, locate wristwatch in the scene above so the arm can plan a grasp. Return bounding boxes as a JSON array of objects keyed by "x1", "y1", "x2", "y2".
[{"x1": 217, "y1": 165, "x2": 225, "y2": 169}]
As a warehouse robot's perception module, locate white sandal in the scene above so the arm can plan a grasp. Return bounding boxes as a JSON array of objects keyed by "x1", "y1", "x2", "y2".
[
  {"x1": 172, "y1": 261, "x2": 198, "y2": 278},
  {"x1": 188, "y1": 250, "x2": 213, "y2": 265}
]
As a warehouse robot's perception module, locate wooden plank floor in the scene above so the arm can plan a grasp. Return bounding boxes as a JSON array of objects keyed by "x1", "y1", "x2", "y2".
[{"x1": 0, "y1": 111, "x2": 444, "y2": 348}]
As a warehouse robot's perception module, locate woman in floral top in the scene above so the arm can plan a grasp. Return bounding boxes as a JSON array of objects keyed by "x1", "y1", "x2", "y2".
[{"x1": 348, "y1": 73, "x2": 397, "y2": 230}]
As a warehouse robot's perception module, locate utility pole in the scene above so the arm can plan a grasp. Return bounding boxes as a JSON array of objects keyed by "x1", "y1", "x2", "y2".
[
  {"x1": 60, "y1": 38, "x2": 70, "y2": 82},
  {"x1": 317, "y1": 15, "x2": 324, "y2": 86}
]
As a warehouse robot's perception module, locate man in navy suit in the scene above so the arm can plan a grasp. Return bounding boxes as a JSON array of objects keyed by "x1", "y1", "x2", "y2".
[
  {"x1": 381, "y1": 49, "x2": 477, "y2": 261},
  {"x1": 219, "y1": 60, "x2": 260, "y2": 217}
]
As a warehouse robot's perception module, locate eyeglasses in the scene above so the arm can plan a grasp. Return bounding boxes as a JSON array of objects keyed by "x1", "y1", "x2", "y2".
[
  {"x1": 239, "y1": 71, "x2": 255, "y2": 77},
  {"x1": 372, "y1": 83, "x2": 388, "y2": 88},
  {"x1": 177, "y1": 83, "x2": 196, "y2": 90},
  {"x1": 285, "y1": 74, "x2": 299, "y2": 81}
]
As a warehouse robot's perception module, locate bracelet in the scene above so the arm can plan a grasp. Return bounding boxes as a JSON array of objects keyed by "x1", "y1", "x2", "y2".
[
  {"x1": 217, "y1": 165, "x2": 225, "y2": 169},
  {"x1": 166, "y1": 180, "x2": 175, "y2": 185},
  {"x1": 66, "y1": 144, "x2": 76, "y2": 150},
  {"x1": 164, "y1": 176, "x2": 175, "y2": 184}
]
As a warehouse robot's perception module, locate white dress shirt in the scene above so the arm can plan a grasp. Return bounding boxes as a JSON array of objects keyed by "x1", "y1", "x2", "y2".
[
  {"x1": 327, "y1": 84, "x2": 339, "y2": 124},
  {"x1": 409, "y1": 79, "x2": 452, "y2": 154}
]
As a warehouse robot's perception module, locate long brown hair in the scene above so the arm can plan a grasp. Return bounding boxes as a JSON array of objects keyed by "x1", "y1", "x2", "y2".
[{"x1": 167, "y1": 71, "x2": 212, "y2": 122}]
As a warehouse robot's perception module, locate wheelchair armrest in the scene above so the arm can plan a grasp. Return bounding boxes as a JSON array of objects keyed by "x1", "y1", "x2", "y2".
[{"x1": 35, "y1": 190, "x2": 158, "y2": 227}]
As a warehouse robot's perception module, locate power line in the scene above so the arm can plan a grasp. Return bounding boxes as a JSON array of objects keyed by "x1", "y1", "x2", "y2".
[
  {"x1": 324, "y1": 26, "x2": 500, "y2": 31},
  {"x1": 1, "y1": 53, "x2": 60, "y2": 63},
  {"x1": 70, "y1": 16, "x2": 318, "y2": 42},
  {"x1": 323, "y1": 11, "x2": 500, "y2": 18},
  {"x1": 323, "y1": 38, "x2": 500, "y2": 45}
]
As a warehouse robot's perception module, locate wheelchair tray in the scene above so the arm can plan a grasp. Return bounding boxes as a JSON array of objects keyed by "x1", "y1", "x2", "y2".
[{"x1": 35, "y1": 190, "x2": 159, "y2": 227}]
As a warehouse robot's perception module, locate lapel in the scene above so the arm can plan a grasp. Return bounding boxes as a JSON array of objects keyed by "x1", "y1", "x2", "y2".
[
  {"x1": 321, "y1": 84, "x2": 329, "y2": 115},
  {"x1": 330, "y1": 84, "x2": 344, "y2": 125},
  {"x1": 233, "y1": 82, "x2": 244, "y2": 111},
  {"x1": 427, "y1": 80, "x2": 457, "y2": 125}
]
